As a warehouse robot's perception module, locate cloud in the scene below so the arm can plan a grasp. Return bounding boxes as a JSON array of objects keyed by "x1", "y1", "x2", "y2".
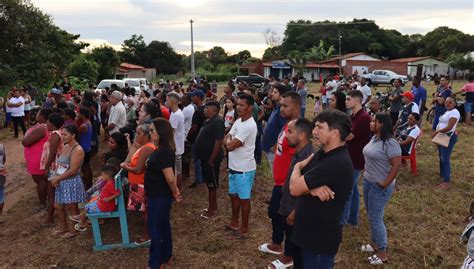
[
  {"x1": 31, "y1": 0, "x2": 473, "y2": 60},
  {"x1": 79, "y1": 39, "x2": 123, "y2": 52},
  {"x1": 177, "y1": 40, "x2": 267, "y2": 57}
]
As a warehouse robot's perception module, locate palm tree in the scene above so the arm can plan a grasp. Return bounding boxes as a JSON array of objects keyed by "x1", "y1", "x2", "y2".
[
  {"x1": 307, "y1": 40, "x2": 336, "y2": 61},
  {"x1": 287, "y1": 50, "x2": 309, "y2": 76}
]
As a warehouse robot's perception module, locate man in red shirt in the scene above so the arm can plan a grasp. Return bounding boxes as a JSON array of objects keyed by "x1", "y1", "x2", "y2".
[
  {"x1": 259, "y1": 91, "x2": 301, "y2": 266},
  {"x1": 342, "y1": 90, "x2": 372, "y2": 226}
]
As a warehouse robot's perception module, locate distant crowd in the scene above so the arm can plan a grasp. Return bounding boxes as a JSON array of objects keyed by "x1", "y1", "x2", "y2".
[{"x1": 0, "y1": 72, "x2": 474, "y2": 268}]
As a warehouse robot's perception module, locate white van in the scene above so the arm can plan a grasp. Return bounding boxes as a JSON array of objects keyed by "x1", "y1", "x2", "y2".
[{"x1": 96, "y1": 79, "x2": 125, "y2": 91}]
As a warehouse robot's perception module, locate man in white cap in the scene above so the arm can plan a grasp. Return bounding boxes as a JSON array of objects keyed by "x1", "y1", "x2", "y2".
[{"x1": 106, "y1": 90, "x2": 126, "y2": 134}]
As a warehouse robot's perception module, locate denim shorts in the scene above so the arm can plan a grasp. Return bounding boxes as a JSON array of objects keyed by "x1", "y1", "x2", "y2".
[
  {"x1": 0, "y1": 186, "x2": 4, "y2": 203},
  {"x1": 464, "y1": 102, "x2": 473, "y2": 113},
  {"x1": 85, "y1": 200, "x2": 101, "y2": 213},
  {"x1": 228, "y1": 170, "x2": 256, "y2": 199}
]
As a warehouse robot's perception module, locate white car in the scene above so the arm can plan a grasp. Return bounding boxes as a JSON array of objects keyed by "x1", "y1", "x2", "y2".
[
  {"x1": 96, "y1": 79, "x2": 125, "y2": 91},
  {"x1": 362, "y1": 70, "x2": 408, "y2": 86},
  {"x1": 123, "y1": 78, "x2": 150, "y2": 95}
]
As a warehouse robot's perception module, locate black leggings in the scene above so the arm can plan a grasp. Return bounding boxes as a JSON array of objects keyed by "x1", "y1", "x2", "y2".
[{"x1": 12, "y1": 116, "x2": 26, "y2": 137}]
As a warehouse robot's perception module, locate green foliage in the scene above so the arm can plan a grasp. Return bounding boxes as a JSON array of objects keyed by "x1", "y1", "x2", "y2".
[
  {"x1": 0, "y1": 0, "x2": 86, "y2": 88},
  {"x1": 307, "y1": 40, "x2": 335, "y2": 61},
  {"x1": 119, "y1": 34, "x2": 147, "y2": 64},
  {"x1": 67, "y1": 76, "x2": 90, "y2": 91},
  {"x1": 120, "y1": 35, "x2": 185, "y2": 74},
  {"x1": 204, "y1": 46, "x2": 228, "y2": 67},
  {"x1": 67, "y1": 54, "x2": 98, "y2": 83},
  {"x1": 446, "y1": 53, "x2": 474, "y2": 72},
  {"x1": 262, "y1": 46, "x2": 283, "y2": 60},
  {"x1": 287, "y1": 50, "x2": 308, "y2": 75},
  {"x1": 143, "y1": 41, "x2": 185, "y2": 74},
  {"x1": 419, "y1": 27, "x2": 473, "y2": 58},
  {"x1": 88, "y1": 46, "x2": 120, "y2": 81}
]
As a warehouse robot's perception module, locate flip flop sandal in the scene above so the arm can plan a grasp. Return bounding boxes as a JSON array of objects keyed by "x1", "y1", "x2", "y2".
[
  {"x1": 133, "y1": 238, "x2": 151, "y2": 246},
  {"x1": 368, "y1": 254, "x2": 386, "y2": 265},
  {"x1": 258, "y1": 243, "x2": 284, "y2": 255},
  {"x1": 61, "y1": 231, "x2": 79, "y2": 239},
  {"x1": 52, "y1": 229, "x2": 68, "y2": 237},
  {"x1": 223, "y1": 224, "x2": 239, "y2": 232},
  {"x1": 361, "y1": 244, "x2": 376, "y2": 253},
  {"x1": 229, "y1": 230, "x2": 248, "y2": 240},
  {"x1": 74, "y1": 223, "x2": 87, "y2": 232},
  {"x1": 68, "y1": 215, "x2": 81, "y2": 223},
  {"x1": 268, "y1": 259, "x2": 293, "y2": 269}
]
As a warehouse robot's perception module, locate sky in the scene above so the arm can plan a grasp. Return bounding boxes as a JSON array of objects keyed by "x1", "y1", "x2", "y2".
[{"x1": 33, "y1": 0, "x2": 474, "y2": 58}]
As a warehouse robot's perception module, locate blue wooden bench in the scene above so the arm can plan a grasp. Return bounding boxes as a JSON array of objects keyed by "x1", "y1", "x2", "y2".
[{"x1": 86, "y1": 169, "x2": 149, "y2": 252}]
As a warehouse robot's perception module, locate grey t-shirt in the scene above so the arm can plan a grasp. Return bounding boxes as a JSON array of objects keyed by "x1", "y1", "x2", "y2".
[
  {"x1": 362, "y1": 137, "x2": 401, "y2": 185},
  {"x1": 297, "y1": 88, "x2": 308, "y2": 109},
  {"x1": 389, "y1": 87, "x2": 404, "y2": 113}
]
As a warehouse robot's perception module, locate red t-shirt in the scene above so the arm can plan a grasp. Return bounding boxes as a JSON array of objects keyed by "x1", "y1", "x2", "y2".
[
  {"x1": 272, "y1": 124, "x2": 296, "y2": 186},
  {"x1": 97, "y1": 180, "x2": 120, "y2": 212},
  {"x1": 347, "y1": 109, "x2": 372, "y2": 170},
  {"x1": 161, "y1": 106, "x2": 170, "y2": 120}
]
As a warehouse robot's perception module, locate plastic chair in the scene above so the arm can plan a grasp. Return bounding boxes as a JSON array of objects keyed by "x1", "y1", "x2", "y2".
[
  {"x1": 86, "y1": 169, "x2": 146, "y2": 251},
  {"x1": 401, "y1": 132, "x2": 421, "y2": 176}
]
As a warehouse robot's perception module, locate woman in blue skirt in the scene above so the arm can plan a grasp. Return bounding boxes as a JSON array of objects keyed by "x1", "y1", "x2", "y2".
[{"x1": 50, "y1": 125, "x2": 86, "y2": 239}]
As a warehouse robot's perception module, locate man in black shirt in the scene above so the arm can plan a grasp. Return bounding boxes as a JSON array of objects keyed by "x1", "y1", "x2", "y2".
[
  {"x1": 194, "y1": 101, "x2": 225, "y2": 218},
  {"x1": 290, "y1": 110, "x2": 353, "y2": 269},
  {"x1": 187, "y1": 90, "x2": 205, "y2": 188}
]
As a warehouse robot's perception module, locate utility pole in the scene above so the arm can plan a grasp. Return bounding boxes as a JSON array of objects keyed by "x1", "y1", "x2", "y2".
[
  {"x1": 338, "y1": 28, "x2": 342, "y2": 56},
  {"x1": 190, "y1": 19, "x2": 195, "y2": 79},
  {"x1": 338, "y1": 27, "x2": 342, "y2": 74}
]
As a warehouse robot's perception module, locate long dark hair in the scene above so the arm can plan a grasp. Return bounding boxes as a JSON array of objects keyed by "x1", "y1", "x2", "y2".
[
  {"x1": 104, "y1": 132, "x2": 128, "y2": 163},
  {"x1": 151, "y1": 118, "x2": 175, "y2": 152},
  {"x1": 332, "y1": 92, "x2": 347, "y2": 113},
  {"x1": 375, "y1": 113, "x2": 394, "y2": 141}
]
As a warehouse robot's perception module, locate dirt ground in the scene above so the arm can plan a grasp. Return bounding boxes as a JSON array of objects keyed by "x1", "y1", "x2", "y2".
[{"x1": 0, "y1": 81, "x2": 473, "y2": 268}]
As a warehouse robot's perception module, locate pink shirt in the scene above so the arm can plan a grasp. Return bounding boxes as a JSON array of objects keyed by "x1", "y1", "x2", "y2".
[{"x1": 24, "y1": 124, "x2": 49, "y2": 175}]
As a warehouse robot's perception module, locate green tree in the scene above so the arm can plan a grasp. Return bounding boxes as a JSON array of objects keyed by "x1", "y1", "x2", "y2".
[
  {"x1": 368, "y1": 42, "x2": 383, "y2": 55},
  {"x1": 88, "y1": 46, "x2": 121, "y2": 81},
  {"x1": 307, "y1": 40, "x2": 335, "y2": 61},
  {"x1": 68, "y1": 54, "x2": 98, "y2": 83},
  {"x1": 0, "y1": 0, "x2": 86, "y2": 88},
  {"x1": 420, "y1": 27, "x2": 471, "y2": 58},
  {"x1": 262, "y1": 46, "x2": 282, "y2": 60},
  {"x1": 143, "y1": 41, "x2": 184, "y2": 74},
  {"x1": 447, "y1": 53, "x2": 474, "y2": 72},
  {"x1": 205, "y1": 46, "x2": 228, "y2": 67},
  {"x1": 287, "y1": 50, "x2": 309, "y2": 76},
  {"x1": 120, "y1": 34, "x2": 147, "y2": 64}
]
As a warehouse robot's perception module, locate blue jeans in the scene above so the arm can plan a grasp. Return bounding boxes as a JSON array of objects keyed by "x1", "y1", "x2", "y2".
[
  {"x1": 432, "y1": 111, "x2": 441, "y2": 131},
  {"x1": 268, "y1": 186, "x2": 284, "y2": 245},
  {"x1": 300, "y1": 107, "x2": 306, "y2": 118},
  {"x1": 302, "y1": 249, "x2": 334, "y2": 269},
  {"x1": 192, "y1": 144, "x2": 203, "y2": 183},
  {"x1": 438, "y1": 133, "x2": 457, "y2": 183},
  {"x1": 147, "y1": 196, "x2": 173, "y2": 269},
  {"x1": 340, "y1": 169, "x2": 361, "y2": 226},
  {"x1": 363, "y1": 179, "x2": 394, "y2": 251}
]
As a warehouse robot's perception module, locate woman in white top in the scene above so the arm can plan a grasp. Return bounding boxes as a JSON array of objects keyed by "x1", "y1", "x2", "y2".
[
  {"x1": 432, "y1": 97, "x2": 460, "y2": 189},
  {"x1": 21, "y1": 88, "x2": 32, "y2": 127}
]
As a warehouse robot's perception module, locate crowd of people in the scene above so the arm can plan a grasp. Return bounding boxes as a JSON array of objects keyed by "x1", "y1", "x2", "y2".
[{"x1": 0, "y1": 72, "x2": 473, "y2": 268}]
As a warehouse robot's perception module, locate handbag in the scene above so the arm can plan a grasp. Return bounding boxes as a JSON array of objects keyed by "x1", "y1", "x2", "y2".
[{"x1": 431, "y1": 132, "x2": 450, "y2": 147}]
